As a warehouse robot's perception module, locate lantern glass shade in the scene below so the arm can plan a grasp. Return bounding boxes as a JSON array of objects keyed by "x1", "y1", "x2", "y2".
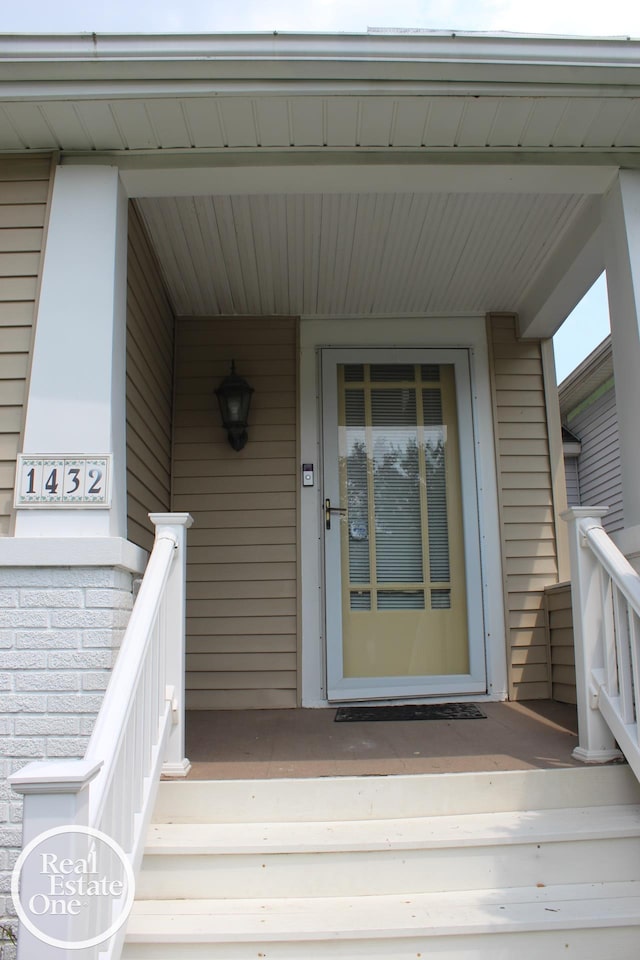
[{"x1": 215, "y1": 361, "x2": 254, "y2": 451}]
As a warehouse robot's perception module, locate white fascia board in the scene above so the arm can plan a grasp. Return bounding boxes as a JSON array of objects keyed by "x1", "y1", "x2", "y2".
[
  {"x1": 563, "y1": 442, "x2": 582, "y2": 455},
  {"x1": 1, "y1": 32, "x2": 640, "y2": 93},
  {"x1": 517, "y1": 196, "x2": 606, "y2": 340},
  {"x1": 1, "y1": 31, "x2": 640, "y2": 68},
  {"x1": 117, "y1": 162, "x2": 617, "y2": 200}
]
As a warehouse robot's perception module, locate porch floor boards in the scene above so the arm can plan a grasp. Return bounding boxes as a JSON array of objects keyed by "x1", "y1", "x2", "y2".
[{"x1": 183, "y1": 700, "x2": 585, "y2": 780}]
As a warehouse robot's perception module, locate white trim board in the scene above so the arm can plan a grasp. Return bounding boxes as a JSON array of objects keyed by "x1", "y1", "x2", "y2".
[
  {"x1": 299, "y1": 315, "x2": 507, "y2": 708},
  {"x1": 0, "y1": 537, "x2": 147, "y2": 573},
  {"x1": 117, "y1": 163, "x2": 617, "y2": 200}
]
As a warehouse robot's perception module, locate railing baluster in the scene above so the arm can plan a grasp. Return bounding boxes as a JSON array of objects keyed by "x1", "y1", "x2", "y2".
[
  {"x1": 601, "y1": 572, "x2": 618, "y2": 697},
  {"x1": 133, "y1": 688, "x2": 144, "y2": 812},
  {"x1": 143, "y1": 650, "x2": 152, "y2": 772},
  {"x1": 156, "y1": 611, "x2": 165, "y2": 744},
  {"x1": 629, "y1": 608, "x2": 640, "y2": 741},
  {"x1": 614, "y1": 586, "x2": 635, "y2": 724},
  {"x1": 152, "y1": 619, "x2": 161, "y2": 747},
  {"x1": 120, "y1": 733, "x2": 133, "y2": 854}
]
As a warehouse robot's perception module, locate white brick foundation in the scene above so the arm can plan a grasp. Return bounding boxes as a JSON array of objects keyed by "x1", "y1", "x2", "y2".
[{"x1": 0, "y1": 564, "x2": 136, "y2": 939}]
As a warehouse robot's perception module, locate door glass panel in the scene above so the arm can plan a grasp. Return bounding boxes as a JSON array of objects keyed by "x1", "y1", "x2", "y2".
[
  {"x1": 338, "y1": 362, "x2": 468, "y2": 679},
  {"x1": 378, "y1": 589, "x2": 425, "y2": 610},
  {"x1": 344, "y1": 364, "x2": 365, "y2": 382},
  {"x1": 344, "y1": 389, "x2": 370, "y2": 584},
  {"x1": 370, "y1": 363, "x2": 415, "y2": 382},
  {"x1": 371, "y1": 387, "x2": 422, "y2": 585},
  {"x1": 423, "y1": 388, "x2": 450, "y2": 587}
]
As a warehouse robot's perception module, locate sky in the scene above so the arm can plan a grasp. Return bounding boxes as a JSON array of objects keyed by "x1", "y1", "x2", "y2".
[
  {"x1": 3, "y1": 0, "x2": 625, "y2": 378},
  {"x1": 3, "y1": 0, "x2": 640, "y2": 36}
]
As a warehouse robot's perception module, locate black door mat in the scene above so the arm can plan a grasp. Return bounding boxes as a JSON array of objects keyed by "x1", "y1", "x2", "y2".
[{"x1": 334, "y1": 703, "x2": 487, "y2": 722}]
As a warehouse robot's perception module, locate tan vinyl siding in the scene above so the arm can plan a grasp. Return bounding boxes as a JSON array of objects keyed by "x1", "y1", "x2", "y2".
[
  {"x1": 488, "y1": 314, "x2": 559, "y2": 700},
  {"x1": 545, "y1": 581, "x2": 576, "y2": 704},
  {"x1": 0, "y1": 156, "x2": 52, "y2": 536},
  {"x1": 173, "y1": 316, "x2": 298, "y2": 710},
  {"x1": 126, "y1": 203, "x2": 175, "y2": 551}
]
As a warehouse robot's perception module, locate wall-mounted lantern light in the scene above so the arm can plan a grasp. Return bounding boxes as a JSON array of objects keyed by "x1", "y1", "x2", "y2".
[{"x1": 215, "y1": 360, "x2": 254, "y2": 451}]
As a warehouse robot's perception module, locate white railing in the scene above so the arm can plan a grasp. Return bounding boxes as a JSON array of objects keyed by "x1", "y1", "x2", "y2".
[
  {"x1": 564, "y1": 506, "x2": 640, "y2": 780},
  {"x1": 9, "y1": 513, "x2": 193, "y2": 960}
]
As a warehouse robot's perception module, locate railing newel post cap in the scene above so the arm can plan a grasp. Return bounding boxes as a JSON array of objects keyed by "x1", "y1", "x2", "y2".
[
  {"x1": 9, "y1": 759, "x2": 103, "y2": 796},
  {"x1": 561, "y1": 506, "x2": 610, "y2": 523},
  {"x1": 148, "y1": 512, "x2": 194, "y2": 530}
]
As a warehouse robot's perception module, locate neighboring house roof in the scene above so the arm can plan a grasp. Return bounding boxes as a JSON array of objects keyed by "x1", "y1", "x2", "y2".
[{"x1": 559, "y1": 335, "x2": 613, "y2": 421}]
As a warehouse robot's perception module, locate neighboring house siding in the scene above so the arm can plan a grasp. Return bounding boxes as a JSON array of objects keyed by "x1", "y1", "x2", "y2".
[
  {"x1": 545, "y1": 581, "x2": 576, "y2": 705},
  {"x1": 0, "y1": 156, "x2": 52, "y2": 535},
  {"x1": 564, "y1": 455, "x2": 580, "y2": 507},
  {"x1": 126, "y1": 203, "x2": 175, "y2": 552},
  {"x1": 568, "y1": 386, "x2": 623, "y2": 534},
  {"x1": 488, "y1": 314, "x2": 558, "y2": 700},
  {"x1": 173, "y1": 316, "x2": 298, "y2": 710}
]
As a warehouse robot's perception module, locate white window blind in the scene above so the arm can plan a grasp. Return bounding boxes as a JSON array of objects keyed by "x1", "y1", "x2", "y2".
[{"x1": 341, "y1": 364, "x2": 454, "y2": 613}]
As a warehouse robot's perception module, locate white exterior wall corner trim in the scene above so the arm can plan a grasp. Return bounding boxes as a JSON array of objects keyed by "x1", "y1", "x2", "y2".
[
  {"x1": 299, "y1": 315, "x2": 507, "y2": 708},
  {"x1": 541, "y1": 338, "x2": 571, "y2": 582}
]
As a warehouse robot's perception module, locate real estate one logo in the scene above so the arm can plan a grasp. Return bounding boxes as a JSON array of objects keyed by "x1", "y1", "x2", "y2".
[{"x1": 11, "y1": 825, "x2": 135, "y2": 950}]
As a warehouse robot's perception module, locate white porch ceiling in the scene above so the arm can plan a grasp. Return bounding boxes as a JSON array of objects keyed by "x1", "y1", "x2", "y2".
[{"x1": 137, "y1": 191, "x2": 588, "y2": 318}]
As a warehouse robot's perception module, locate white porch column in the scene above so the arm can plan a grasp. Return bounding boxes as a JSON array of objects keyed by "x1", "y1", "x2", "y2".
[
  {"x1": 563, "y1": 507, "x2": 622, "y2": 764},
  {"x1": 15, "y1": 164, "x2": 128, "y2": 539},
  {"x1": 602, "y1": 170, "x2": 640, "y2": 534}
]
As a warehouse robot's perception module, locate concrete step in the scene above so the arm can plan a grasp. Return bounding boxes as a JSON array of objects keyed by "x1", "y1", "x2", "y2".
[
  {"x1": 122, "y1": 881, "x2": 640, "y2": 959},
  {"x1": 153, "y1": 765, "x2": 640, "y2": 823},
  {"x1": 137, "y1": 804, "x2": 640, "y2": 899}
]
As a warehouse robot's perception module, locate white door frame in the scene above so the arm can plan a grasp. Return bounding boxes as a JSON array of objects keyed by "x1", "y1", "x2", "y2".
[
  {"x1": 322, "y1": 347, "x2": 486, "y2": 701},
  {"x1": 299, "y1": 316, "x2": 508, "y2": 708}
]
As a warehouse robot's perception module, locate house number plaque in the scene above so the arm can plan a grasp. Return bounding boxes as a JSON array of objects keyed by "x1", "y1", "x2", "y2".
[{"x1": 15, "y1": 455, "x2": 112, "y2": 508}]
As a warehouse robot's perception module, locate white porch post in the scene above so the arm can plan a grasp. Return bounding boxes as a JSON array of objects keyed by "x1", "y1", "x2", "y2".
[
  {"x1": 15, "y1": 164, "x2": 128, "y2": 539},
  {"x1": 8, "y1": 760, "x2": 102, "y2": 959},
  {"x1": 563, "y1": 507, "x2": 622, "y2": 763},
  {"x1": 602, "y1": 170, "x2": 640, "y2": 535},
  {"x1": 150, "y1": 513, "x2": 193, "y2": 778}
]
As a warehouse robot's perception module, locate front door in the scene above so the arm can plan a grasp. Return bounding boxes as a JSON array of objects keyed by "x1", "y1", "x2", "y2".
[{"x1": 322, "y1": 349, "x2": 486, "y2": 701}]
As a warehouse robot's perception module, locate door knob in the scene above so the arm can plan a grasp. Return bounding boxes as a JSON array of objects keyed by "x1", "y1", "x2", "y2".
[{"x1": 325, "y1": 498, "x2": 347, "y2": 530}]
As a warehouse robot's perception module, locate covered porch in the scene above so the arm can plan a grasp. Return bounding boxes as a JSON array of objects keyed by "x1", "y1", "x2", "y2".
[
  {"x1": 183, "y1": 700, "x2": 581, "y2": 779},
  {"x1": 5, "y1": 29, "x2": 640, "y2": 744},
  {"x1": 6, "y1": 33, "x2": 640, "y2": 958}
]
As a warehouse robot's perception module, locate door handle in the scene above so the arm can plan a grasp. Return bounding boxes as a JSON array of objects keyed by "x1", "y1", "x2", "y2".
[{"x1": 325, "y1": 498, "x2": 347, "y2": 530}]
